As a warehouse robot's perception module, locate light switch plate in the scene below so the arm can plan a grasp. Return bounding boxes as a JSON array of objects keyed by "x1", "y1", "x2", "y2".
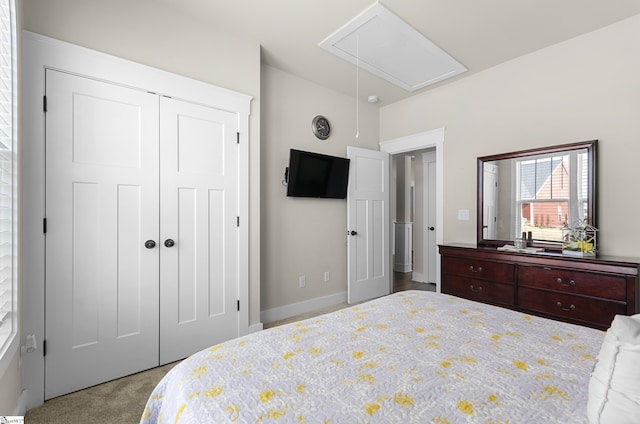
[{"x1": 458, "y1": 209, "x2": 470, "y2": 221}]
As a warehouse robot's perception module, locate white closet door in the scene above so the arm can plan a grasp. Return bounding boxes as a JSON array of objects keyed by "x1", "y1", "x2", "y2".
[
  {"x1": 159, "y1": 97, "x2": 239, "y2": 364},
  {"x1": 44, "y1": 70, "x2": 160, "y2": 399}
]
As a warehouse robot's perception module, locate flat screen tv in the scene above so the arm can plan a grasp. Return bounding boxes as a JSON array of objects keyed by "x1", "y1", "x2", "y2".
[{"x1": 286, "y1": 149, "x2": 350, "y2": 199}]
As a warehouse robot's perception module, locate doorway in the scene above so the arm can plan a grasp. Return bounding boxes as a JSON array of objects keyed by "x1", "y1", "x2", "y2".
[
  {"x1": 380, "y1": 128, "x2": 444, "y2": 292},
  {"x1": 391, "y1": 149, "x2": 437, "y2": 291}
]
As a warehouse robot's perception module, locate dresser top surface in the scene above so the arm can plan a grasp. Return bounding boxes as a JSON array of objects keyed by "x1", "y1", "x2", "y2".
[{"x1": 439, "y1": 243, "x2": 640, "y2": 267}]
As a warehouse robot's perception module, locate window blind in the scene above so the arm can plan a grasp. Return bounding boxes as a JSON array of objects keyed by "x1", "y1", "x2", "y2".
[
  {"x1": 0, "y1": 0, "x2": 17, "y2": 354},
  {"x1": 516, "y1": 150, "x2": 589, "y2": 242}
]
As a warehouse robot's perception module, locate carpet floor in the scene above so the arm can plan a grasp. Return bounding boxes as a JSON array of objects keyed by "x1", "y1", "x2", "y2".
[{"x1": 24, "y1": 362, "x2": 177, "y2": 424}]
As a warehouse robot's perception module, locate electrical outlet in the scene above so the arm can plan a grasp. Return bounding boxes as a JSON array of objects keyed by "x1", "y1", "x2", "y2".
[
  {"x1": 299, "y1": 275, "x2": 306, "y2": 288},
  {"x1": 324, "y1": 271, "x2": 330, "y2": 282}
]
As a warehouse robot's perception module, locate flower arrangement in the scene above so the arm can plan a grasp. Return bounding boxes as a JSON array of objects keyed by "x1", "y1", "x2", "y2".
[{"x1": 562, "y1": 220, "x2": 598, "y2": 257}]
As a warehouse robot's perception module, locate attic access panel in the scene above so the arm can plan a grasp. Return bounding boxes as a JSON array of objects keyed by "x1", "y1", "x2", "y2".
[{"x1": 319, "y1": 2, "x2": 467, "y2": 92}]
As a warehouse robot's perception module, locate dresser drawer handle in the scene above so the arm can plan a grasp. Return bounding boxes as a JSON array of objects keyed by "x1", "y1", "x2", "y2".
[
  {"x1": 469, "y1": 285, "x2": 483, "y2": 293},
  {"x1": 556, "y1": 301, "x2": 576, "y2": 311},
  {"x1": 469, "y1": 266, "x2": 483, "y2": 273},
  {"x1": 556, "y1": 278, "x2": 576, "y2": 287}
]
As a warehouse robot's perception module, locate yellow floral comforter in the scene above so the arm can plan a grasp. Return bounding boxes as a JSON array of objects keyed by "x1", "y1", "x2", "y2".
[{"x1": 140, "y1": 291, "x2": 603, "y2": 423}]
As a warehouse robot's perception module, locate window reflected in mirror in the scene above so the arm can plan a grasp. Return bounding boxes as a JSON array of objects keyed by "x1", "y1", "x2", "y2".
[{"x1": 478, "y1": 141, "x2": 596, "y2": 251}]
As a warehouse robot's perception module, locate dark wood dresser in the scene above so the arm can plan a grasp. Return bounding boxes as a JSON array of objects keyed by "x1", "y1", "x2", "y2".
[{"x1": 439, "y1": 244, "x2": 639, "y2": 330}]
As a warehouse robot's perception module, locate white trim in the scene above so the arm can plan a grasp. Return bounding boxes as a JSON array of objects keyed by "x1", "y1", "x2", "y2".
[
  {"x1": 237, "y1": 112, "x2": 250, "y2": 338},
  {"x1": 412, "y1": 271, "x2": 426, "y2": 283},
  {"x1": 318, "y1": 3, "x2": 466, "y2": 92},
  {"x1": 22, "y1": 31, "x2": 252, "y2": 410},
  {"x1": 248, "y1": 323, "x2": 264, "y2": 334},
  {"x1": 261, "y1": 291, "x2": 347, "y2": 324},
  {"x1": 394, "y1": 264, "x2": 413, "y2": 273},
  {"x1": 23, "y1": 32, "x2": 252, "y2": 114},
  {"x1": 422, "y1": 151, "x2": 437, "y2": 285},
  {"x1": 380, "y1": 128, "x2": 444, "y2": 154},
  {"x1": 380, "y1": 128, "x2": 444, "y2": 292}
]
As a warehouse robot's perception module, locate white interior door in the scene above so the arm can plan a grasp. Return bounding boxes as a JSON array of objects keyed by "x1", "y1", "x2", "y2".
[
  {"x1": 159, "y1": 97, "x2": 239, "y2": 364},
  {"x1": 45, "y1": 70, "x2": 160, "y2": 399},
  {"x1": 423, "y1": 152, "x2": 437, "y2": 284},
  {"x1": 483, "y1": 163, "x2": 498, "y2": 239},
  {"x1": 347, "y1": 147, "x2": 390, "y2": 304}
]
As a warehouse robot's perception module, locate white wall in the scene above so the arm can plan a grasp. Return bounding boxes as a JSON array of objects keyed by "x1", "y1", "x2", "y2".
[
  {"x1": 380, "y1": 14, "x2": 640, "y2": 258},
  {"x1": 0, "y1": 354, "x2": 21, "y2": 415},
  {"x1": 260, "y1": 65, "x2": 379, "y2": 313}
]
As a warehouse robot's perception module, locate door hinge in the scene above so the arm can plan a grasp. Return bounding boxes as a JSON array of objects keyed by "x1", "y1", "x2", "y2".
[
  {"x1": 43, "y1": 218, "x2": 47, "y2": 234},
  {"x1": 237, "y1": 300, "x2": 240, "y2": 311},
  {"x1": 237, "y1": 132, "x2": 240, "y2": 144},
  {"x1": 43, "y1": 96, "x2": 48, "y2": 113},
  {"x1": 43, "y1": 340, "x2": 47, "y2": 357},
  {"x1": 237, "y1": 216, "x2": 240, "y2": 227}
]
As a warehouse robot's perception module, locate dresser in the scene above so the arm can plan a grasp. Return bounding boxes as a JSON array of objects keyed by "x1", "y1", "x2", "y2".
[{"x1": 439, "y1": 244, "x2": 639, "y2": 330}]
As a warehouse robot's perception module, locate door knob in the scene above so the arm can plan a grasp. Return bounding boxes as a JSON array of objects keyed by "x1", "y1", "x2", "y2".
[
  {"x1": 164, "y1": 239, "x2": 175, "y2": 248},
  {"x1": 144, "y1": 240, "x2": 156, "y2": 249},
  {"x1": 350, "y1": 231, "x2": 357, "y2": 236},
  {"x1": 429, "y1": 227, "x2": 435, "y2": 231}
]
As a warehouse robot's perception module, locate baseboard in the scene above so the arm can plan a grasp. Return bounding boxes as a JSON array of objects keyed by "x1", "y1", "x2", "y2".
[
  {"x1": 394, "y1": 263, "x2": 412, "y2": 272},
  {"x1": 13, "y1": 389, "x2": 28, "y2": 416},
  {"x1": 261, "y1": 291, "x2": 347, "y2": 324}
]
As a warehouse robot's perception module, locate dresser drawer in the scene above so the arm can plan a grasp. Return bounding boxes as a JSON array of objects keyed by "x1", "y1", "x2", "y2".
[
  {"x1": 442, "y1": 256, "x2": 515, "y2": 284},
  {"x1": 443, "y1": 275, "x2": 514, "y2": 306},
  {"x1": 519, "y1": 287, "x2": 626, "y2": 328},
  {"x1": 518, "y1": 266, "x2": 627, "y2": 301}
]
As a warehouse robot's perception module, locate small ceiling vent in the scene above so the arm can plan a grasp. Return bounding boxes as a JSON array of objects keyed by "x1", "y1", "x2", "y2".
[{"x1": 319, "y1": 2, "x2": 467, "y2": 92}]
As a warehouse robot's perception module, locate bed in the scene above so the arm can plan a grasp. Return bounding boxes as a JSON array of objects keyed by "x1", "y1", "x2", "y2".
[{"x1": 140, "y1": 290, "x2": 605, "y2": 423}]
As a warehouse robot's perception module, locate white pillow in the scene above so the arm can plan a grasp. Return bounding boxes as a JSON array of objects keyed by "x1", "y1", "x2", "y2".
[{"x1": 588, "y1": 314, "x2": 640, "y2": 424}]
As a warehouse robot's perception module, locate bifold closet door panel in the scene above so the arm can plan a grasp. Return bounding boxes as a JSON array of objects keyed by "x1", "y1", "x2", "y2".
[
  {"x1": 159, "y1": 97, "x2": 240, "y2": 364},
  {"x1": 44, "y1": 70, "x2": 161, "y2": 399}
]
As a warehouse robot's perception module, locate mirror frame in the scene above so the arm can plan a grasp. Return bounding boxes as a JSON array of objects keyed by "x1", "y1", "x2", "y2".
[{"x1": 477, "y1": 140, "x2": 597, "y2": 252}]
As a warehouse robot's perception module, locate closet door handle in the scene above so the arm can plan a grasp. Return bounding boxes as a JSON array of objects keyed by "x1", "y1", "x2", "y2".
[
  {"x1": 144, "y1": 240, "x2": 156, "y2": 249},
  {"x1": 164, "y1": 239, "x2": 175, "y2": 248}
]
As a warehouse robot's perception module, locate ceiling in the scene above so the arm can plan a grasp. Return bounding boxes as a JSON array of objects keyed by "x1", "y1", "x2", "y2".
[{"x1": 156, "y1": 0, "x2": 640, "y2": 106}]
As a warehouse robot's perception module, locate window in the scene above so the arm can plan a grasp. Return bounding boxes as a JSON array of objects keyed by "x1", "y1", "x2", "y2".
[
  {"x1": 0, "y1": 0, "x2": 17, "y2": 362},
  {"x1": 515, "y1": 150, "x2": 588, "y2": 242}
]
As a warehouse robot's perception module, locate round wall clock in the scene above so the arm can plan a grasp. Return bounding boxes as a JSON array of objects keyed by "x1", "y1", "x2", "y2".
[{"x1": 312, "y1": 115, "x2": 331, "y2": 140}]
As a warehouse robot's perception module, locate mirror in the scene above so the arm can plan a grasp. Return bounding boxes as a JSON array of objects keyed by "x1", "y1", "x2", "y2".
[{"x1": 478, "y1": 140, "x2": 597, "y2": 251}]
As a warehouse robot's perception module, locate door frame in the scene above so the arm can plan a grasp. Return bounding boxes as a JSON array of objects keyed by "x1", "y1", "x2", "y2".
[
  {"x1": 22, "y1": 31, "x2": 251, "y2": 409},
  {"x1": 380, "y1": 128, "x2": 444, "y2": 292},
  {"x1": 422, "y1": 151, "x2": 437, "y2": 284}
]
